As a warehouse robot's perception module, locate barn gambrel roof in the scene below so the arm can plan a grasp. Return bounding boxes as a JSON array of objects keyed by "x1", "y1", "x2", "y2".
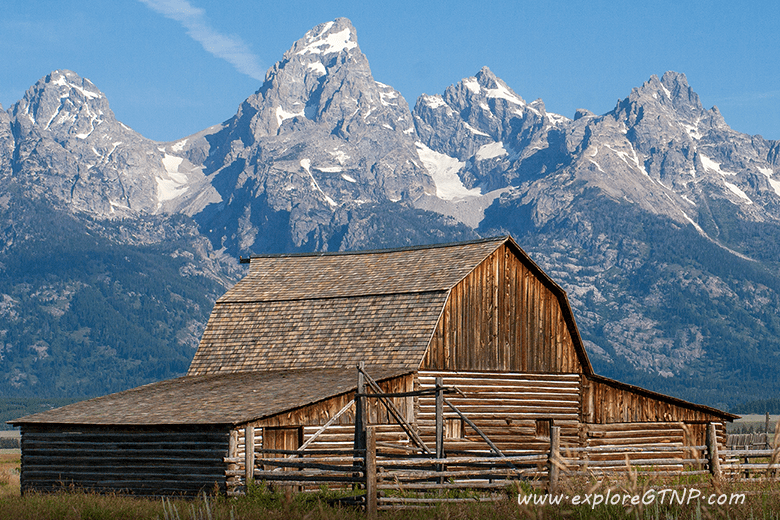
[{"x1": 187, "y1": 236, "x2": 592, "y2": 375}]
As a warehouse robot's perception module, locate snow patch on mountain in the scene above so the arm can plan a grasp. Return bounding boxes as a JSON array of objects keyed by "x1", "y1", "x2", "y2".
[
  {"x1": 300, "y1": 159, "x2": 337, "y2": 207},
  {"x1": 464, "y1": 123, "x2": 489, "y2": 137},
  {"x1": 463, "y1": 78, "x2": 481, "y2": 94},
  {"x1": 297, "y1": 26, "x2": 356, "y2": 56},
  {"x1": 51, "y1": 72, "x2": 102, "y2": 100},
  {"x1": 416, "y1": 143, "x2": 480, "y2": 200},
  {"x1": 423, "y1": 95, "x2": 447, "y2": 109},
  {"x1": 700, "y1": 155, "x2": 735, "y2": 175},
  {"x1": 276, "y1": 106, "x2": 305, "y2": 127},
  {"x1": 485, "y1": 83, "x2": 524, "y2": 105},
  {"x1": 723, "y1": 181, "x2": 753, "y2": 204},
  {"x1": 475, "y1": 141, "x2": 509, "y2": 161},
  {"x1": 307, "y1": 62, "x2": 327, "y2": 75},
  {"x1": 758, "y1": 167, "x2": 780, "y2": 196},
  {"x1": 157, "y1": 154, "x2": 189, "y2": 202}
]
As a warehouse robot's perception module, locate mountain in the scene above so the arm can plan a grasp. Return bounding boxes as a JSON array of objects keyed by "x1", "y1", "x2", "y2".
[{"x1": 2, "y1": 18, "x2": 779, "y2": 410}]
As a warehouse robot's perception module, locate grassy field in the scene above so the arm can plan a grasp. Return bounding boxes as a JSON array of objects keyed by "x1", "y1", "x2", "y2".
[{"x1": 1, "y1": 453, "x2": 780, "y2": 519}]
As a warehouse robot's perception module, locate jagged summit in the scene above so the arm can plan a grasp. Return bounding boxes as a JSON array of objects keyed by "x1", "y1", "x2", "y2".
[
  {"x1": 11, "y1": 70, "x2": 113, "y2": 142},
  {"x1": 229, "y1": 17, "x2": 412, "y2": 142},
  {"x1": 288, "y1": 18, "x2": 359, "y2": 59},
  {"x1": 192, "y1": 18, "x2": 436, "y2": 252}
]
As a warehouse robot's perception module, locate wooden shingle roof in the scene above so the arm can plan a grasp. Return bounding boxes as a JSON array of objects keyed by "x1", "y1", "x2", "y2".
[
  {"x1": 188, "y1": 237, "x2": 509, "y2": 375},
  {"x1": 11, "y1": 367, "x2": 408, "y2": 426},
  {"x1": 222, "y1": 237, "x2": 508, "y2": 302}
]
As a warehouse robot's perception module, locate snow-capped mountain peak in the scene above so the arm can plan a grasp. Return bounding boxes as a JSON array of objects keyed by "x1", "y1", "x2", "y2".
[
  {"x1": 12, "y1": 69, "x2": 112, "y2": 141},
  {"x1": 293, "y1": 18, "x2": 359, "y2": 57}
]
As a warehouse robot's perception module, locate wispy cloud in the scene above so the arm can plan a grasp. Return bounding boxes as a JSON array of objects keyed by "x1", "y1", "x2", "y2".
[{"x1": 138, "y1": 0, "x2": 264, "y2": 81}]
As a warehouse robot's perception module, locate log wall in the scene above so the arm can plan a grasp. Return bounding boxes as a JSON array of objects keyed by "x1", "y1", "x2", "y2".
[
  {"x1": 417, "y1": 371, "x2": 581, "y2": 452},
  {"x1": 20, "y1": 425, "x2": 230, "y2": 496},
  {"x1": 576, "y1": 421, "x2": 727, "y2": 471},
  {"x1": 422, "y1": 244, "x2": 582, "y2": 373}
]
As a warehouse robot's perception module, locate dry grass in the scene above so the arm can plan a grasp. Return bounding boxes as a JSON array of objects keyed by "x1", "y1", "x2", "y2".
[
  {"x1": 1, "y1": 451, "x2": 780, "y2": 519},
  {"x1": 0, "y1": 478, "x2": 778, "y2": 520},
  {"x1": 0, "y1": 453, "x2": 21, "y2": 498}
]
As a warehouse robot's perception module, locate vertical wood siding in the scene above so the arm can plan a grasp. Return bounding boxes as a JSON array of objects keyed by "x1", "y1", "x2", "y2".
[
  {"x1": 583, "y1": 377, "x2": 729, "y2": 424},
  {"x1": 422, "y1": 245, "x2": 581, "y2": 373},
  {"x1": 255, "y1": 374, "x2": 415, "y2": 428},
  {"x1": 20, "y1": 425, "x2": 230, "y2": 496}
]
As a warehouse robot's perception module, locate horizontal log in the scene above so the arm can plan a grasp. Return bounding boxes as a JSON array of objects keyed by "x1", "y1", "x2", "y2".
[
  {"x1": 255, "y1": 448, "x2": 364, "y2": 455},
  {"x1": 377, "y1": 481, "x2": 518, "y2": 490},
  {"x1": 249, "y1": 474, "x2": 364, "y2": 483},
  {"x1": 563, "y1": 458, "x2": 707, "y2": 467},
  {"x1": 23, "y1": 455, "x2": 226, "y2": 466},
  {"x1": 585, "y1": 427, "x2": 688, "y2": 435},
  {"x1": 379, "y1": 497, "x2": 505, "y2": 503},
  {"x1": 22, "y1": 447, "x2": 227, "y2": 458},
  {"x1": 420, "y1": 395, "x2": 581, "y2": 405},
  {"x1": 418, "y1": 375, "x2": 580, "y2": 384},
  {"x1": 21, "y1": 430, "x2": 228, "y2": 439},
  {"x1": 252, "y1": 456, "x2": 363, "y2": 463},
  {"x1": 721, "y1": 449, "x2": 776, "y2": 457},
  {"x1": 24, "y1": 482, "x2": 223, "y2": 495},
  {"x1": 721, "y1": 464, "x2": 780, "y2": 470},
  {"x1": 585, "y1": 437, "x2": 684, "y2": 446},
  {"x1": 22, "y1": 471, "x2": 226, "y2": 482},
  {"x1": 376, "y1": 469, "x2": 539, "y2": 479},
  {"x1": 585, "y1": 422, "x2": 687, "y2": 431},
  {"x1": 565, "y1": 470, "x2": 710, "y2": 477},
  {"x1": 566, "y1": 445, "x2": 705, "y2": 453},
  {"x1": 419, "y1": 399, "x2": 579, "y2": 407},
  {"x1": 236, "y1": 479, "x2": 363, "y2": 488},
  {"x1": 239, "y1": 469, "x2": 362, "y2": 478},
  {"x1": 23, "y1": 463, "x2": 227, "y2": 475},
  {"x1": 376, "y1": 455, "x2": 547, "y2": 466}
]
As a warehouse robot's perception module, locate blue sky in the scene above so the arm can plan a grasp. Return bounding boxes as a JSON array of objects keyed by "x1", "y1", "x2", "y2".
[{"x1": 2, "y1": 0, "x2": 778, "y2": 142}]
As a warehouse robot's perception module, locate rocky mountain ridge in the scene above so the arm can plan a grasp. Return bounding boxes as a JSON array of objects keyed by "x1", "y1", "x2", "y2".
[{"x1": 2, "y1": 18, "x2": 779, "y2": 409}]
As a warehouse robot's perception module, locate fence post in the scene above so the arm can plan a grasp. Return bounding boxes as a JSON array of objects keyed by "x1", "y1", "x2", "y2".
[
  {"x1": 706, "y1": 422, "x2": 722, "y2": 480},
  {"x1": 767, "y1": 412, "x2": 772, "y2": 449},
  {"x1": 435, "y1": 377, "x2": 444, "y2": 459},
  {"x1": 245, "y1": 425, "x2": 255, "y2": 487},
  {"x1": 355, "y1": 362, "x2": 366, "y2": 453},
  {"x1": 435, "y1": 377, "x2": 445, "y2": 483},
  {"x1": 548, "y1": 425, "x2": 560, "y2": 493},
  {"x1": 365, "y1": 426, "x2": 377, "y2": 518}
]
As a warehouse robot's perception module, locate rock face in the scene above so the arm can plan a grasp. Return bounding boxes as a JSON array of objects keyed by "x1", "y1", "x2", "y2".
[
  {"x1": 193, "y1": 18, "x2": 440, "y2": 253},
  {"x1": 5, "y1": 70, "x2": 220, "y2": 218},
  {"x1": 2, "y1": 18, "x2": 780, "y2": 408}
]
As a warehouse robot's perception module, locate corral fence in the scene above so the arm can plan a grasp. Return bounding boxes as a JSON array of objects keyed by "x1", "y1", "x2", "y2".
[
  {"x1": 225, "y1": 365, "x2": 780, "y2": 514},
  {"x1": 227, "y1": 426, "x2": 780, "y2": 513}
]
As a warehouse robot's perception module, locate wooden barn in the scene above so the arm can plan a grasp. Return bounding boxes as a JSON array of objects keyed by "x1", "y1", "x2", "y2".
[{"x1": 11, "y1": 236, "x2": 736, "y2": 496}]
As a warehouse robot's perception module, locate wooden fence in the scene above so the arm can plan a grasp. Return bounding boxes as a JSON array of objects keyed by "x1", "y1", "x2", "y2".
[
  {"x1": 224, "y1": 424, "x2": 780, "y2": 513},
  {"x1": 223, "y1": 365, "x2": 779, "y2": 512}
]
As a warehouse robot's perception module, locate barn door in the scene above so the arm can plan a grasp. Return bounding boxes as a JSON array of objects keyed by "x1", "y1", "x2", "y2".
[{"x1": 262, "y1": 427, "x2": 303, "y2": 470}]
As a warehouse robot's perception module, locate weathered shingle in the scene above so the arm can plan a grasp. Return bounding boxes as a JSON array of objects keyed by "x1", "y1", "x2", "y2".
[
  {"x1": 12, "y1": 367, "x2": 409, "y2": 426},
  {"x1": 221, "y1": 237, "x2": 507, "y2": 303},
  {"x1": 189, "y1": 293, "x2": 448, "y2": 375}
]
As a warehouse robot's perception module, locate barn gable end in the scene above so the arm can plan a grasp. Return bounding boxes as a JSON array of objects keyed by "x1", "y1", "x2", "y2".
[{"x1": 422, "y1": 241, "x2": 588, "y2": 373}]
